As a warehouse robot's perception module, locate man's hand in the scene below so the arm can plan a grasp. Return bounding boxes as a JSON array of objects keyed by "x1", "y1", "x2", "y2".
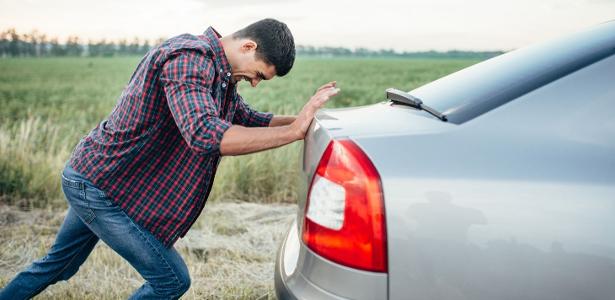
[
  {"x1": 290, "y1": 81, "x2": 340, "y2": 140},
  {"x1": 219, "y1": 81, "x2": 339, "y2": 156}
]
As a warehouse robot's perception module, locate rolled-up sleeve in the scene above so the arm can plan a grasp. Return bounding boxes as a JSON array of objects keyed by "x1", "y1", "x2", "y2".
[
  {"x1": 232, "y1": 94, "x2": 273, "y2": 127},
  {"x1": 161, "y1": 51, "x2": 231, "y2": 156}
]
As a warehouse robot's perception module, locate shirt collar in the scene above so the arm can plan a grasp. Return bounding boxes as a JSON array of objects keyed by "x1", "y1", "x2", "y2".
[{"x1": 203, "y1": 26, "x2": 232, "y2": 77}]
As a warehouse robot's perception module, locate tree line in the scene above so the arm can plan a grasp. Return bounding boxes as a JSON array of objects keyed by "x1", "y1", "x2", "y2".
[
  {"x1": 0, "y1": 28, "x2": 163, "y2": 57},
  {"x1": 296, "y1": 45, "x2": 504, "y2": 59},
  {"x1": 1, "y1": 28, "x2": 504, "y2": 59}
]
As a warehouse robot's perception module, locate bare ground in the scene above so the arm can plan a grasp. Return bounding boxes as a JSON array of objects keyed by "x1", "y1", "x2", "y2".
[{"x1": 0, "y1": 201, "x2": 296, "y2": 299}]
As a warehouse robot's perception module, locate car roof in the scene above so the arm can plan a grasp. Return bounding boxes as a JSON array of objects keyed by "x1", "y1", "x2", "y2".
[{"x1": 409, "y1": 20, "x2": 615, "y2": 124}]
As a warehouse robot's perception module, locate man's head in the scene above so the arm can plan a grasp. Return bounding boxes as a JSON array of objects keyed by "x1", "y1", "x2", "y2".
[{"x1": 221, "y1": 18, "x2": 295, "y2": 87}]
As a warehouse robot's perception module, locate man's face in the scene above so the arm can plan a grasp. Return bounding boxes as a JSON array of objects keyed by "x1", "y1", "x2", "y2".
[{"x1": 230, "y1": 41, "x2": 277, "y2": 87}]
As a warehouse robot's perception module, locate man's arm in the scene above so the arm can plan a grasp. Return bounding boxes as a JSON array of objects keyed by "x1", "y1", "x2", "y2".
[
  {"x1": 268, "y1": 115, "x2": 296, "y2": 127},
  {"x1": 161, "y1": 52, "x2": 232, "y2": 156},
  {"x1": 220, "y1": 81, "x2": 338, "y2": 156},
  {"x1": 218, "y1": 125, "x2": 296, "y2": 156}
]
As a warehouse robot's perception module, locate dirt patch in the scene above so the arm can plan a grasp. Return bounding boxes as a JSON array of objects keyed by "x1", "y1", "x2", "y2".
[{"x1": 0, "y1": 201, "x2": 296, "y2": 299}]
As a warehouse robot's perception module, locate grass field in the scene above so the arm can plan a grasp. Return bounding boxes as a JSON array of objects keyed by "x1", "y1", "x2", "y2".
[
  {"x1": 0, "y1": 56, "x2": 478, "y2": 298},
  {"x1": 0, "y1": 56, "x2": 478, "y2": 208}
]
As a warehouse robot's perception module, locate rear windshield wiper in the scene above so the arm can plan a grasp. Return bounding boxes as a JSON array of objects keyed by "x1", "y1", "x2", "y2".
[{"x1": 386, "y1": 88, "x2": 447, "y2": 122}]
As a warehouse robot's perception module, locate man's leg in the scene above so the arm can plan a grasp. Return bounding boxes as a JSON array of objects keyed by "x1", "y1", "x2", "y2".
[
  {"x1": 0, "y1": 206, "x2": 99, "y2": 300},
  {"x1": 61, "y1": 165, "x2": 191, "y2": 299}
]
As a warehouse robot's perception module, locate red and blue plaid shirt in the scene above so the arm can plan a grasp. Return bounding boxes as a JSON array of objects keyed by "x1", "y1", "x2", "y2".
[{"x1": 69, "y1": 27, "x2": 272, "y2": 247}]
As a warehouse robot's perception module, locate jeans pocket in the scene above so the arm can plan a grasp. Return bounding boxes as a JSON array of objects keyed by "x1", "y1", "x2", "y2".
[
  {"x1": 61, "y1": 174, "x2": 86, "y2": 202},
  {"x1": 85, "y1": 184, "x2": 114, "y2": 208},
  {"x1": 61, "y1": 175, "x2": 96, "y2": 224}
]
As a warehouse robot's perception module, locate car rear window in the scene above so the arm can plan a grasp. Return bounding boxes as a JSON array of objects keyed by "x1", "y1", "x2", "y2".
[{"x1": 409, "y1": 21, "x2": 615, "y2": 124}]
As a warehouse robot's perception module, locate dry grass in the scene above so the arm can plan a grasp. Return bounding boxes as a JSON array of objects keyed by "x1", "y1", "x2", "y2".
[{"x1": 0, "y1": 202, "x2": 296, "y2": 299}]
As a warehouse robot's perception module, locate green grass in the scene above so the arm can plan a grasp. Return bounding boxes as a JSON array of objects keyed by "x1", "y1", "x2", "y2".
[{"x1": 0, "y1": 56, "x2": 479, "y2": 207}]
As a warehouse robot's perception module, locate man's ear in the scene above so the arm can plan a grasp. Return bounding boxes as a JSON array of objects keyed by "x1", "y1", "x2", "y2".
[{"x1": 240, "y1": 40, "x2": 258, "y2": 53}]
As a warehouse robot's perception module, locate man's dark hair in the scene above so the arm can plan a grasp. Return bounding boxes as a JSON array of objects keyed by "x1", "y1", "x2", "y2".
[{"x1": 233, "y1": 18, "x2": 295, "y2": 76}]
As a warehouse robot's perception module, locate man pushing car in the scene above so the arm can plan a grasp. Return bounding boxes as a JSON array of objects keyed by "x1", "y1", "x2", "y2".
[{"x1": 0, "y1": 18, "x2": 339, "y2": 299}]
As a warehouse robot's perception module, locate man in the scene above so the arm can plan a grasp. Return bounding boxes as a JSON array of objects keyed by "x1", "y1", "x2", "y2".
[{"x1": 0, "y1": 18, "x2": 339, "y2": 299}]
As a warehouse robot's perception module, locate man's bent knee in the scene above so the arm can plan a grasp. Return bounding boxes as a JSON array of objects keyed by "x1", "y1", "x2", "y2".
[
  {"x1": 153, "y1": 277, "x2": 190, "y2": 298},
  {"x1": 175, "y1": 265, "x2": 191, "y2": 296},
  {"x1": 172, "y1": 251, "x2": 191, "y2": 296},
  {"x1": 151, "y1": 268, "x2": 190, "y2": 298},
  {"x1": 177, "y1": 275, "x2": 191, "y2": 296}
]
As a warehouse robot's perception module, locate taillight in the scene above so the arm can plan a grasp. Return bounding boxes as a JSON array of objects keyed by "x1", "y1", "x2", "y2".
[{"x1": 302, "y1": 139, "x2": 387, "y2": 272}]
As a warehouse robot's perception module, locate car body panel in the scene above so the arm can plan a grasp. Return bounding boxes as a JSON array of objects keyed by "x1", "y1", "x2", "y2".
[
  {"x1": 276, "y1": 21, "x2": 615, "y2": 299},
  {"x1": 354, "y1": 54, "x2": 615, "y2": 299}
]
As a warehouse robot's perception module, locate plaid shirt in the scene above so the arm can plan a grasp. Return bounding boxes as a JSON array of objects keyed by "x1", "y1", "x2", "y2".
[{"x1": 69, "y1": 27, "x2": 272, "y2": 247}]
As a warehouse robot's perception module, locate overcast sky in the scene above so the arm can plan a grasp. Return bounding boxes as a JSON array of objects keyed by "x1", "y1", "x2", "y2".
[{"x1": 1, "y1": 0, "x2": 614, "y2": 51}]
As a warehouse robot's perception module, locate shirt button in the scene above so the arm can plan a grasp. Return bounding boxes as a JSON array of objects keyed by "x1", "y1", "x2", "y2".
[
  {"x1": 222, "y1": 83, "x2": 227, "y2": 88},
  {"x1": 226, "y1": 72, "x2": 231, "y2": 77}
]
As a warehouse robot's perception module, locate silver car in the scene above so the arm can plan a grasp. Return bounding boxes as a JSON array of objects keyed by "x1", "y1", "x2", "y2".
[{"x1": 275, "y1": 21, "x2": 615, "y2": 299}]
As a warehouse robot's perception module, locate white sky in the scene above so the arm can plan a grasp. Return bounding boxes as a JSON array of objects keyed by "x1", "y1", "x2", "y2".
[{"x1": 1, "y1": 0, "x2": 614, "y2": 51}]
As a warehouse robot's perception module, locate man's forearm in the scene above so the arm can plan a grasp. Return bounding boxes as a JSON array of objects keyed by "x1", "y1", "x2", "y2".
[
  {"x1": 221, "y1": 82, "x2": 339, "y2": 156},
  {"x1": 269, "y1": 115, "x2": 296, "y2": 127},
  {"x1": 219, "y1": 125, "x2": 298, "y2": 156}
]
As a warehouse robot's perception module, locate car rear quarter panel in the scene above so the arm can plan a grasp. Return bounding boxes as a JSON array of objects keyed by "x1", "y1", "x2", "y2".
[{"x1": 281, "y1": 118, "x2": 388, "y2": 300}]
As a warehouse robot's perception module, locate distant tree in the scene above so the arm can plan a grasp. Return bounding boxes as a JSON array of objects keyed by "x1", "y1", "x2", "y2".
[
  {"x1": 140, "y1": 39, "x2": 151, "y2": 54},
  {"x1": 87, "y1": 39, "x2": 113, "y2": 57},
  {"x1": 66, "y1": 36, "x2": 83, "y2": 56},
  {"x1": 101, "y1": 39, "x2": 116, "y2": 57},
  {"x1": 354, "y1": 47, "x2": 371, "y2": 57},
  {"x1": 87, "y1": 39, "x2": 97, "y2": 56},
  {"x1": 95, "y1": 39, "x2": 105, "y2": 57},
  {"x1": 49, "y1": 38, "x2": 66, "y2": 56},
  {"x1": 30, "y1": 31, "x2": 39, "y2": 56},
  {"x1": 38, "y1": 33, "x2": 49, "y2": 56},
  {"x1": 118, "y1": 39, "x2": 128, "y2": 56},
  {"x1": 379, "y1": 48, "x2": 395, "y2": 57},
  {"x1": 7, "y1": 28, "x2": 21, "y2": 57},
  {"x1": 0, "y1": 30, "x2": 7, "y2": 57},
  {"x1": 128, "y1": 37, "x2": 139, "y2": 55},
  {"x1": 297, "y1": 45, "x2": 314, "y2": 55},
  {"x1": 23, "y1": 32, "x2": 36, "y2": 56}
]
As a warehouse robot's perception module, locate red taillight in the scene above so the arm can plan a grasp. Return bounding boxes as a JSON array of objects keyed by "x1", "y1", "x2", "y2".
[{"x1": 302, "y1": 139, "x2": 387, "y2": 272}]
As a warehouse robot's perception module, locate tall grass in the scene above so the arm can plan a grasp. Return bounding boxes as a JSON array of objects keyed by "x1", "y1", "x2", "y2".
[
  {"x1": 0, "y1": 118, "x2": 69, "y2": 208},
  {"x1": 0, "y1": 57, "x2": 478, "y2": 207}
]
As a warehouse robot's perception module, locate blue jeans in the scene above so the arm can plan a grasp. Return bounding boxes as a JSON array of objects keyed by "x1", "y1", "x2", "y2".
[{"x1": 0, "y1": 164, "x2": 191, "y2": 299}]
